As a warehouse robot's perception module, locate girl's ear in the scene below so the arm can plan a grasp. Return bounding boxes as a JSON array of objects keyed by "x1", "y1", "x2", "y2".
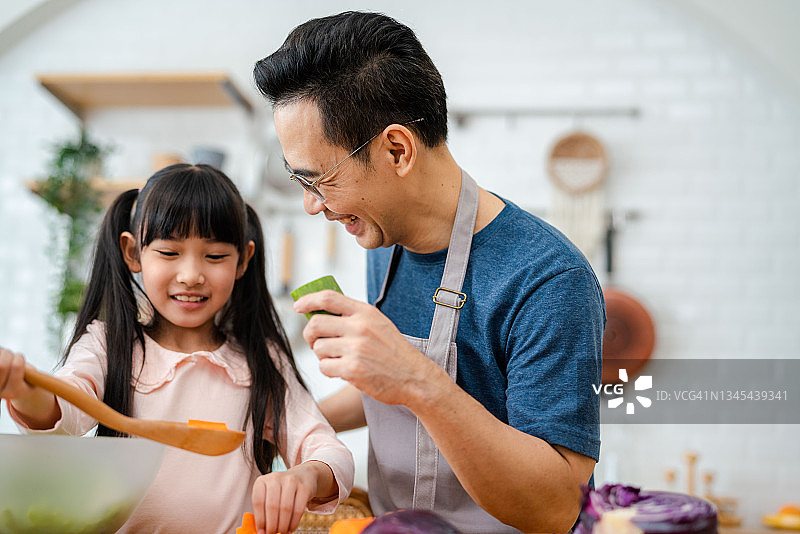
[
  {"x1": 236, "y1": 240, "x2": 256, "y2": 280},
  {"x1": 120, "y1": 232, "x2": 141, "y2": 273}
]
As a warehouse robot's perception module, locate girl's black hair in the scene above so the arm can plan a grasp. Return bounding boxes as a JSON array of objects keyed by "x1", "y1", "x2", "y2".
[{"x1": 64, "y1": 163, "x2": 300, "y2": 474}]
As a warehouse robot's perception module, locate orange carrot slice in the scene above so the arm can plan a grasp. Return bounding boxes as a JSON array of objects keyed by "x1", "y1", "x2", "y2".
[
  {"x1": 187, "y1": 419, "x2": 229, "y2": 431},
  {"x1": 329, "y1": 517, "x2": 374, "y2": 534},
  {"x1": 236, "y1": 512, "x2": 256, "y2": 534}
]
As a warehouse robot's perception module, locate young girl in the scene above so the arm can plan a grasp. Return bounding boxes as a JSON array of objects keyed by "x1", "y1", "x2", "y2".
[{"x1": 0, "y1": 164, "x2": 353, "y2": 533}]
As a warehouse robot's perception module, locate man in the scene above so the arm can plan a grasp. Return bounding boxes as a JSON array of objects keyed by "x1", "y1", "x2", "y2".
[{"x1": 254, "y1": 11, "x2": 603, "y2": 533}]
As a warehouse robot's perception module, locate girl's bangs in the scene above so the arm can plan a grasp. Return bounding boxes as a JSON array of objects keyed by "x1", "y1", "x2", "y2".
[{"x1": 138, "y1": 166, "x2": 245, "y2": 249}]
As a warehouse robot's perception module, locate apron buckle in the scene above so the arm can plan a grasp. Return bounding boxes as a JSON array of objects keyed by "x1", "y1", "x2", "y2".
[{"x1": 432, "y1": 287, "x2": 467, "y2": 309}]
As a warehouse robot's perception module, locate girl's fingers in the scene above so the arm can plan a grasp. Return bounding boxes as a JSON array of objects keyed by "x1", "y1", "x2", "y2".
[
  {"x1": 252, "y1": 471, "x2": 317, "y2": 533},
  {"x1": 251, "y1": 479, "x2": 266, "y2": 533},
  {"x1": 7, "y1": 355, "x2": 26, "y2": 396},
  {"x1": 0, "y1": 350, "x2": 10, "y2": 392},
  {"x1": 275, "y1": 484, "x2": 297, "y2": 534},
  {"x1": 289, "y1": 485, "x2": 311, "y2": 533},
  {"x1": 0, "y1": 351, "x2": 27, "y2": 398},
  {"x1": 263, "y1": 481, "x2": 282, "y2": 534},
  {"x1": 0, "y1": 364, "x2": 8, "y2": 397}
]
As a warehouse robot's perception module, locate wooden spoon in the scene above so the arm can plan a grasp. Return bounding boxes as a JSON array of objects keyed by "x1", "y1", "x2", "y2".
[{"x1": 24, "y1": 367, "x2": 245, "y2": 456}]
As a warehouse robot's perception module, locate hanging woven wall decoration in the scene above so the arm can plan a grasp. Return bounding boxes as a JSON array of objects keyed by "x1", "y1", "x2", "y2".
[{"x1": 547, "y1": 131, "x2": 608, "y2": 260}]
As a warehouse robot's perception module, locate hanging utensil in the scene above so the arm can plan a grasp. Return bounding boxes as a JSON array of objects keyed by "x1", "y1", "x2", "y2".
[
  {"x1": 260, "y1": 136, "x2": 299, "y2": 195},
  {"x1": 601, "y1": 211, "x2": 655, "y2": 384},
  {"x1": 325, "y1": 223, "x2": 337, "y2": 271},
  {"x1": 281, "y1": 226, "x2": 294, "y2": 294},
  {"x1": 273, "y1": 224, "x2": 305, "y2": 347}
]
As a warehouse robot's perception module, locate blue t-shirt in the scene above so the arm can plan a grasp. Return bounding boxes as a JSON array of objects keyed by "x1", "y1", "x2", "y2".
[{"x1": 367, "y1": 200, "x2": 603, "y2": 461}]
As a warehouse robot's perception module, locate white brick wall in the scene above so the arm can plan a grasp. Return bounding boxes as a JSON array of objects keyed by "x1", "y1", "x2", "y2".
[{"x1": 0, "y1": 0, "x2": 798, "y2": 523}]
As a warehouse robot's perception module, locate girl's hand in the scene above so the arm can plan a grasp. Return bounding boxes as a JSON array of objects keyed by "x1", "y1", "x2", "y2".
[
  {"x1": 251, "y1": 461, "x2": 334, "y2": 534},
  {"x1": 0, "y1": 347, "x2": 35, "y2": 400},
  {"x1": 0, "y1": 348, "x2": 60, "y2": 429}
]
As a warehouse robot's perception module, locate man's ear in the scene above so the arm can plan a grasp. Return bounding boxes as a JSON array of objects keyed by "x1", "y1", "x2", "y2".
[
  {"x1": 120, "y1": 232, "x2": 141, "y2": 273},
  {"x1": 236, "y1": 240, "x2": 256, "y2": 280},
  {"x1": 382, "y1": 123, "x2": 417, "y2": 177}
]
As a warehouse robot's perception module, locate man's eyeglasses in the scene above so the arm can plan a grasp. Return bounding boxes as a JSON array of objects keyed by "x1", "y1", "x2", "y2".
[{"x1": 286, "y1": 118, "x2": 425, "y2": 202}]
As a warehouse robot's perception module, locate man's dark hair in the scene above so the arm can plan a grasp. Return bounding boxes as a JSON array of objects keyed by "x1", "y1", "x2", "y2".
[{"x1": 254, "y1": 11, "x2": 447, "y2": 162}]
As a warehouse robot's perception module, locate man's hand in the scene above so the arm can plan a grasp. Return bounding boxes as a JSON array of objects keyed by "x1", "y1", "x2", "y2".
[{"x1": 294, "y1": 290, "x2": 449, "y2": 407}]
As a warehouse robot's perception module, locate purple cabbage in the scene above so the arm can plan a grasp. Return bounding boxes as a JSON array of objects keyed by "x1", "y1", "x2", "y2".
[
  {"x1": 575, "y1": 484, "x2": 718, "y2": 534},
  {"x1": 361, "y1": 510, "x2": 462, "y2": 534}
]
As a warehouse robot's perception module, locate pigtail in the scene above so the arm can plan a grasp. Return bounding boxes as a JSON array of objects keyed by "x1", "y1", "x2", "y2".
[
  {"x1": 226, "y1": 204, "x2": 304, "y2": 474},
  {"x1": 63, "y1": 189, "x2": 143, "y2": 437}
]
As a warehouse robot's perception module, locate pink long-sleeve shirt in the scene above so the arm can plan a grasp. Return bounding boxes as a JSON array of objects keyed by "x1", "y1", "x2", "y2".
[{"x1": 11, "y1": 321, "x2": 354, "y2": 533}]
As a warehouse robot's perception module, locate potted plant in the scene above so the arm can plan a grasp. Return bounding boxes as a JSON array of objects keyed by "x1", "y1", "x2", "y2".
[{"x1": 31, "y1": 129, "x2": 110, "y2": 337}]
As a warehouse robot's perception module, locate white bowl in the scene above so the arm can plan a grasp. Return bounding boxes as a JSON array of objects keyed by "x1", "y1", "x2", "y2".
[{"x1": 0, "y1": 433, "x2": 165, "y2": 533}]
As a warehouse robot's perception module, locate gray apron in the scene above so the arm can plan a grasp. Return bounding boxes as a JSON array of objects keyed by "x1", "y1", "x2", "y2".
[{"x1": 363, "y1": 170, "x2": 520, "y2": 533}]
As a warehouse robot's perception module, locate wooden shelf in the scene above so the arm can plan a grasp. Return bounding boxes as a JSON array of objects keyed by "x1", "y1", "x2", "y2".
[
  {"x1": 27, "y1": 177, "x2": 146, "y2": 207},
  {"x1": 89, "y1": 177, "x2": 146, "y2": 205},
  {"x1": 36, "y1": 72, "x2": 254, "y2": 120}
]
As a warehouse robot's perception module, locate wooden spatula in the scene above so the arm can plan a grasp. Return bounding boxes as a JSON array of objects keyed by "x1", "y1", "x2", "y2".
[{"x1": 24, "y1": 367, "x2": 245, "y2": 456}]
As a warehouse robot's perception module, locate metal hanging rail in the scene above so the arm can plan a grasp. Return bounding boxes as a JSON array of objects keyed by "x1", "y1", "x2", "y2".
[{"x1": 449, "y1": 106, "x2": 640, "y2": 126}]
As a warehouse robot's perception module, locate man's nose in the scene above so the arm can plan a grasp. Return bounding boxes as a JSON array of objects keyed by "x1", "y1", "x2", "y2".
[{"x1": 303, "y1": 189, "x2": 326, "y2": 215}]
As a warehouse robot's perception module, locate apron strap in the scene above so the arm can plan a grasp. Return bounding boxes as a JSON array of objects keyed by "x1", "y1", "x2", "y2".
[
  {"x1": 414, "y1": 170, "x2": 479, "y2": 509},
  {"x1": 372, "y1": 169, "x2": 480, "y2": 511},
  {"x1": 374, "y1": 245, "x2": 401, "y2": 308},
  {"x1": 426, "y1": 171, "x2": 478, "y2": 372}
]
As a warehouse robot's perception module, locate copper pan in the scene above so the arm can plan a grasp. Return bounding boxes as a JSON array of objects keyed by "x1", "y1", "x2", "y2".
[{"x1": 601, "y1": 213, "x2": 655, "y2": 384}]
